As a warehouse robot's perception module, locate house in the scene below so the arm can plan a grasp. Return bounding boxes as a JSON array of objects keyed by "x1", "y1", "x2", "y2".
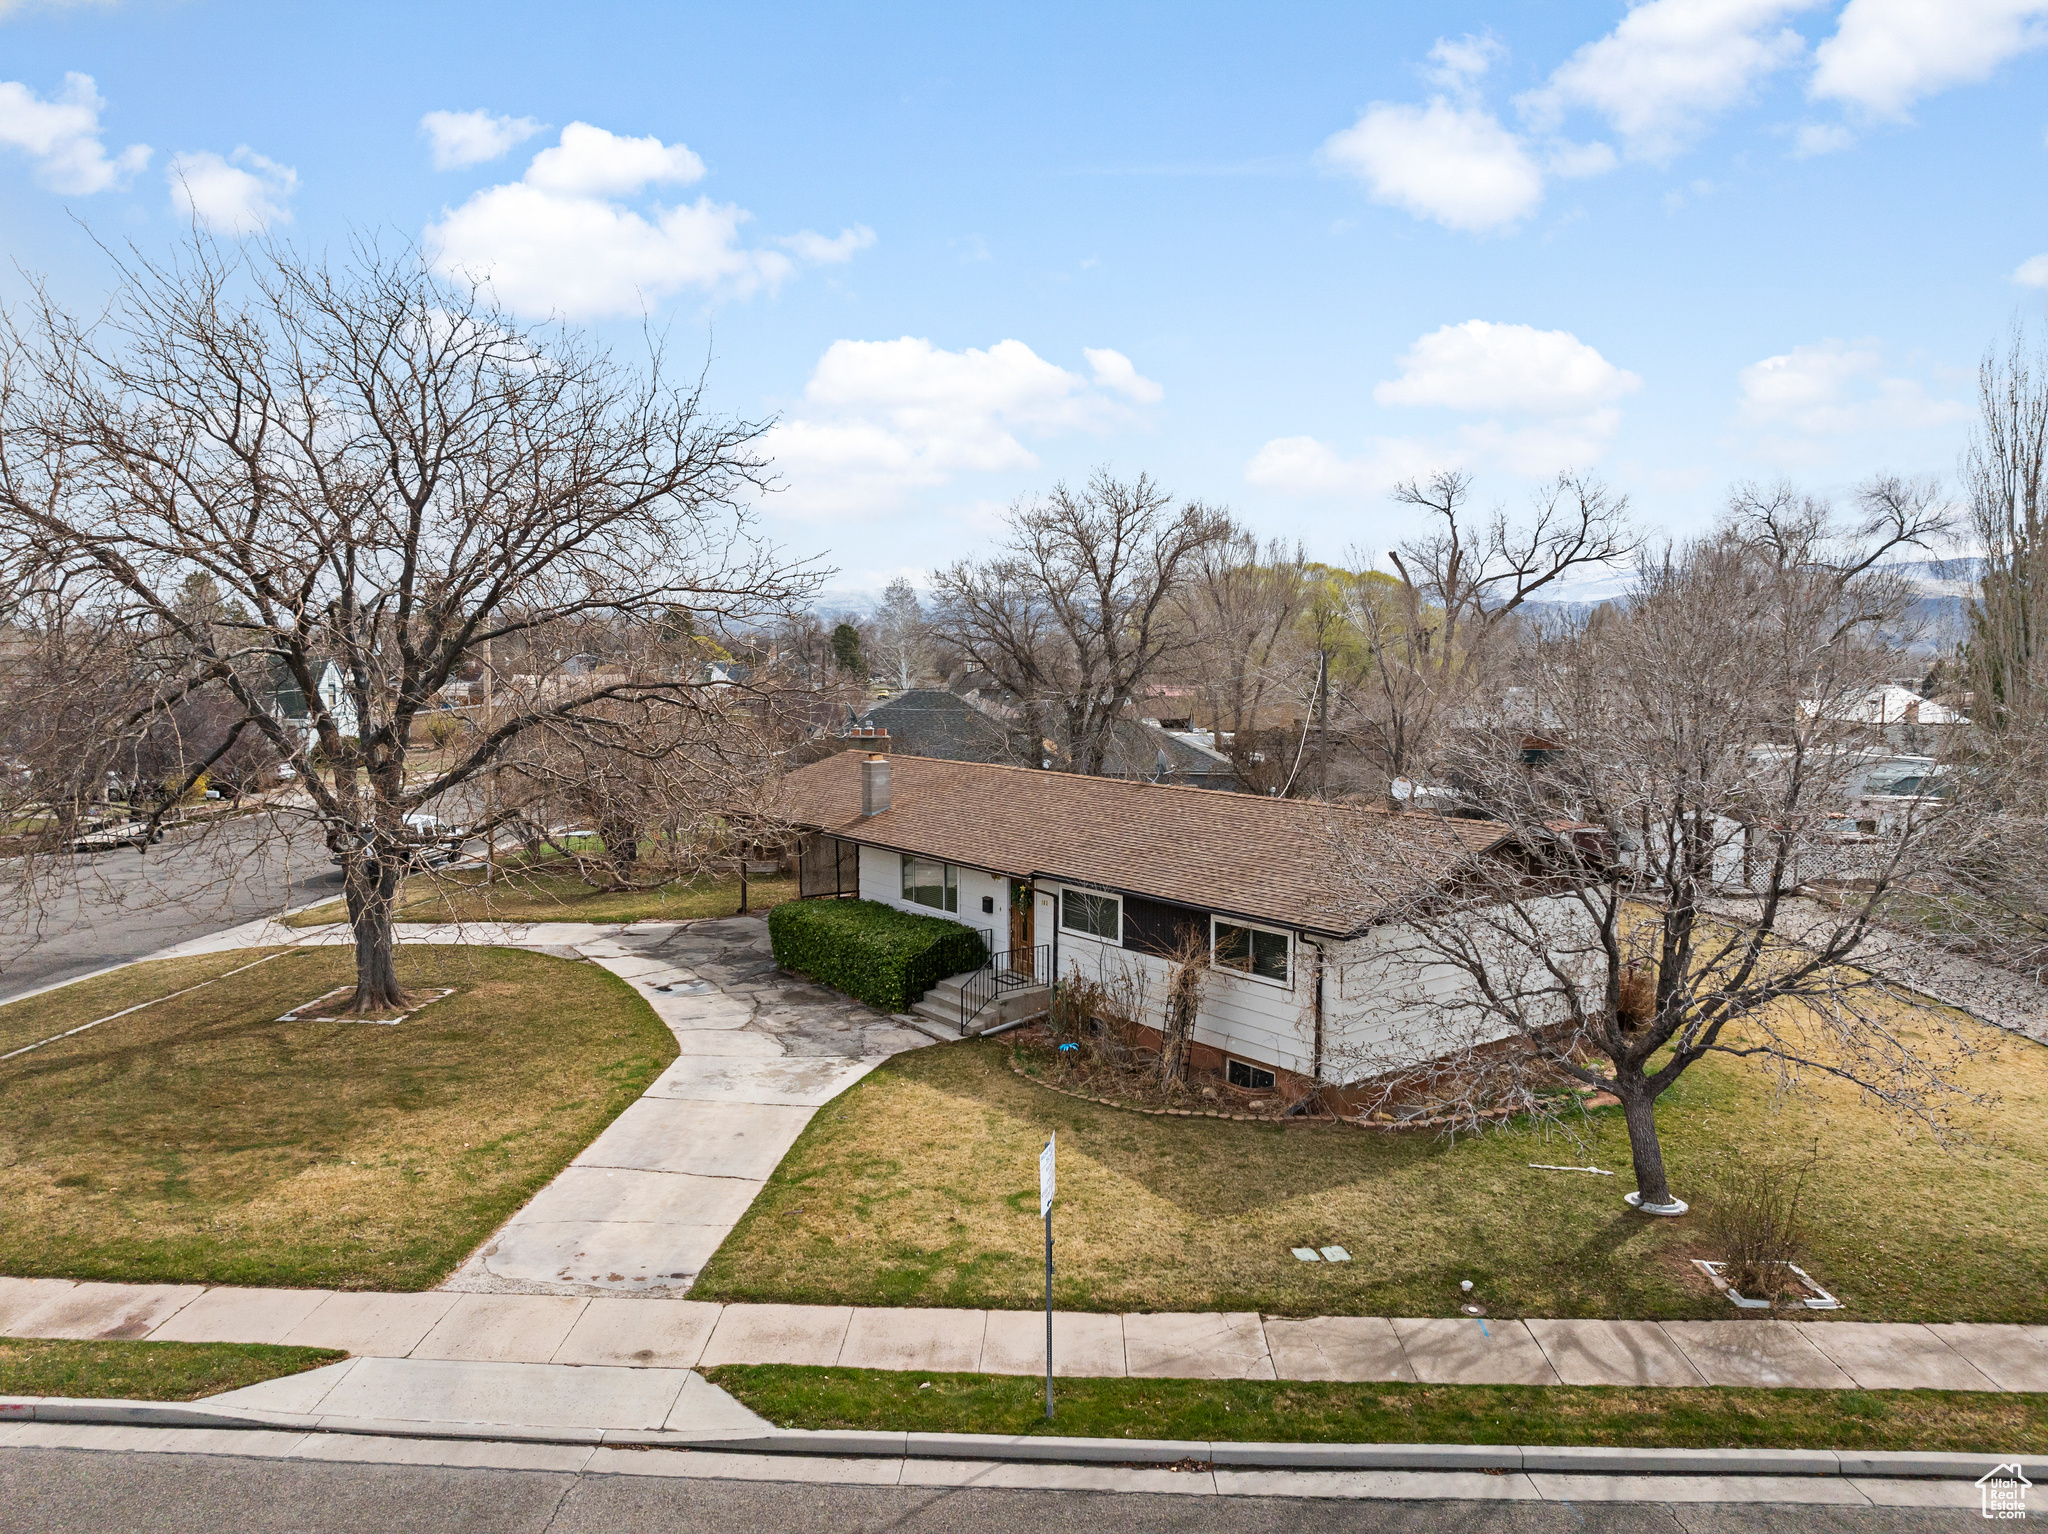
[
  {"x1": 266, "y1": 658, "x2": 359, "y2": 750},
  {"x1": 1803, "y1": 684, "x2": 1968, "y2": 753},
  {"x1": 776, "y1": 749, "x2": 1548, "y2": 1094},
  {"x1": 843, "y1": 688, "x2": 1238, "y2": 791}
]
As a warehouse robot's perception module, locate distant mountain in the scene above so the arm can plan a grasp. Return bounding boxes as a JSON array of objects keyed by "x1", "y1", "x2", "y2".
[{"x1": 1513, "y1": 557, "x2": 1984, "y2": 656}]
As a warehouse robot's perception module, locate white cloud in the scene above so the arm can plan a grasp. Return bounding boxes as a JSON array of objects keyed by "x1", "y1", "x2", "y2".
[
  {"x1": 763, "y1": 337, "x2": 1160, "y2": 517},
  {"x1": 0, "y1": 72, "x2": 148, "y2": 193},
  {"x1": 1251, "y1": 321, "x2": 1637, "y2": 497},
  {"x1": 1319, "y1": 98, "x2": 1545, "y2": 232},
  {"x1": 1792, "y1": 121, "x2": 1858, "y2": 155},
  {"x1": 1425, "y1": 32, "x2": 1507, "y2": 92},
  {"x1": 1736, "y1": 339, "x2": 1971, "y2": 437},
  {"x1": 1811, "y1": 0, "x2": 2048, "y2": 118},
  {"x1": 419, "y1": 108, "x2": 545, "y2": 170},
  {"x1": 424, "y1": 122, "x2": 866, "y2": 317},
  {"x1": 1374, "y1": 320, "x2": 1642, "y2": 415},
  {"x1": 523, "y1": 122, "x2": 704, "y2": 195},
  {"x1": 1521, "y1": 0, "x2": 1820, "y2": 161},
  {"x1": 1083, "y1": 347, "x2": 1165, "y2": 403},
  {"x1": 166, "y1": 147, "x2": 295, "y2": 234},
  {"x1": 2015, "y1": 253, "x2": 2048, "y2": 287},
  {"x1": 776, "y1": 225, "x2": 877, "y2": 264},
  {"x1": 1246, "y1": 435, "x2": 1452, "y2": 497}
]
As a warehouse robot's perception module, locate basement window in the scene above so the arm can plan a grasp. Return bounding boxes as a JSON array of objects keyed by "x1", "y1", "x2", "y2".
[
  {"x1": 901, "y1": 855, "x2": 958, "y2": 913},
  {"x1": 1228, "y1": 1059, "x2": 1276, "y2": 1091},
  {"x1": 1213, "y1": 919, "x2": 1290, "y2": 985}
]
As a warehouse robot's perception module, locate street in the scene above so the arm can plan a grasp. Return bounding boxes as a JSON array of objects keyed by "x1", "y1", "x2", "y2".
[
  {"x1": 0, "y1": 1447, "x2": 1980, "y2": 1534},
  {"x1": 0, "y1": 811, "x2": 339, "y2": 1004}
]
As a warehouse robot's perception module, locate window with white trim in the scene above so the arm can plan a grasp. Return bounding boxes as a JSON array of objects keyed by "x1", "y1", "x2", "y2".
[
  {"x1": 1213, "y1": 918, "x2": 1290, "y2": 985},
  {"x1": 1060, "y1": 888, "x2": 1121, "y2": 941},
  {"x1": 901, "y1": 855, "x2": 958, "y2": 913}
]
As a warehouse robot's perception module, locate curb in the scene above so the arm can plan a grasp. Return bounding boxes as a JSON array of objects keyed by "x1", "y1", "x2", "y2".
[{"x1": 4, "y1": 1398, "x2": 2041, "y2": 1480}]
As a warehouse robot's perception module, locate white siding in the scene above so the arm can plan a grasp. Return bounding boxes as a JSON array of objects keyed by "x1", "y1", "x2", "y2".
[
  {"x1": 1320, "y1": 895, "x2": 1601, "y2": 1082},
  {"x1": 855, "y1": 843, "x2": 1007, "y2": 953},
  {"x1": 1048, "y1": 885, "x2": 1317, "y2": 1078}
]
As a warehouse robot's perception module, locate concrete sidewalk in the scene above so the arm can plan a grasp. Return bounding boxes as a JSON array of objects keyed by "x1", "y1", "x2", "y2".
[{"x1": 5, "y1": 1276, "x2": 2045, "y2": 1392}]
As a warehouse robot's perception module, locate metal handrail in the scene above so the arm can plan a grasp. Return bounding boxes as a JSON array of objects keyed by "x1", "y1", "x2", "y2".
[{"x1": 960, "y1": 943, "x2": 1052, "y2": 1034}]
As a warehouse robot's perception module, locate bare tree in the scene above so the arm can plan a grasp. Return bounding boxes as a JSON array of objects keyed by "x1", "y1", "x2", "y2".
[
  {"x1": 0, "y1": 236, "x2": 811, "y2": 1011},
  {"x1": 1337, "y1": 470, "x2": 1634, "y2": 804},
  {"x1": 1156, "y1": 923, "x2": 1211, "y2": 1090},
  {"x1": 1964, "y1": 324, "x2": 2048, "y2": 741},
  {"x1": 929, "y1": 469, "x2": 1230, "y2": 775},
  {"x1": 1165, "y1": 527, "x2": 1310, "y2": 750},
  {"x1": 872, "y1": 577, "x2": 927, "y2": 691},
  {"x1": 1333, "y1": 480, "x2": 1974, "y2": 1213}
]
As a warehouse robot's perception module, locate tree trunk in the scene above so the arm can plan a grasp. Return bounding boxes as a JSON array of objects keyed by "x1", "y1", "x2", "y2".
[
  {"x1": 344, "y1": 852, "x2": 409, "y2": 1014},
  {"x1": 595, "y1": 814, "x2": 642, "y2": 890},
  {"x1": 1617, "y1": 1072, "x2": 1676, "y2": 1208}
]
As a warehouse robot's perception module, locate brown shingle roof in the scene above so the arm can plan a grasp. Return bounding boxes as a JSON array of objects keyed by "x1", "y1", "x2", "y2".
[{"x1": 773, "y1": 753, "x2": 1510, "y2": 937}]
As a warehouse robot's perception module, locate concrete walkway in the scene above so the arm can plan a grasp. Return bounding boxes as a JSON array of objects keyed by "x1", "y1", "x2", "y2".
[{"x1": 4, "y1": 1276, "x2": 2045, "y2": 1394}]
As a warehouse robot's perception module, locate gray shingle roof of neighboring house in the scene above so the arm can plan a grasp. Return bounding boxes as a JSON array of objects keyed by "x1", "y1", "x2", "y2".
[
  {"x1": 851, "y1": 689, "x2": 1236, "y2": 790},
  {"x1": 777, "y1": 752, "x2": 1508, "y2": 937},
  {"x1": 853, "y1": 689, "x2": 1019, "y2": 765}
]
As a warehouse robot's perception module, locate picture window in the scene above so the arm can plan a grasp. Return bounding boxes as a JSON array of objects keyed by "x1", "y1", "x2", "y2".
[
  {"x1": 901, "y1": 855, "x2": 958, "y2": 913},
  {"x1": 1060, "y1": 889, "x2": 1120, "y2": 940},
  {"x1": 1213, "y1": 919, "x2": 1289, "y2": 984}
]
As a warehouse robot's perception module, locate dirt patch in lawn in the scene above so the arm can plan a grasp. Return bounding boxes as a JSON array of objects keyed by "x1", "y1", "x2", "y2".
[
  {"x1": 691, "y1": 1003, "x2": 2048, "y2": 1323},
  {"x1": 0, "y1": 944, "x2": 675, "y2": 1289}
]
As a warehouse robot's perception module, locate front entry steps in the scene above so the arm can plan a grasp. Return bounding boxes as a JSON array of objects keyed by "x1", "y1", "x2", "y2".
[{"x1": 903, "y1": 969, "x2": 1051, "y2": 1039}]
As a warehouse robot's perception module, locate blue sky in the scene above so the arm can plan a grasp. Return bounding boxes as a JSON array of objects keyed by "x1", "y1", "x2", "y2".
[{"x1": 3, "y1": 1, "x2": 2045, "y2": 601}]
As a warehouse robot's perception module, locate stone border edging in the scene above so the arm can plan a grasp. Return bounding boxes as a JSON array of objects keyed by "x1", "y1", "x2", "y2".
[
  {"x1": 2, "y1": 1396, "x2": 2039, "y2": 1480},
  {"x1": 1006, "y1": 1059, "x2": 1537, "y2": 1132}
]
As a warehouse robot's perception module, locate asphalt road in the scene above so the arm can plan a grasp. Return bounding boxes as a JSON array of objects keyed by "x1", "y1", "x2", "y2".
[
  {"x1": 0, "y1": 1450, "x2": 1978, "y2": 1534},
  {"x1": 0, "y1": 811, "x2": 340, "y2": 1004}
]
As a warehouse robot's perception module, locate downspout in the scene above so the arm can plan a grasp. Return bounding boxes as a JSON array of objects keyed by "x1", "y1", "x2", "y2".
[{"x1": 1311, "y1": 939, "x2": 1325, "y2": 1085}]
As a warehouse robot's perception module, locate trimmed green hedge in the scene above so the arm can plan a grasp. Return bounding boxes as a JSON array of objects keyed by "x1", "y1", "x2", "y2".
[{"x1": 769, "y1": 898, "x2": 990, "y2": 1013}]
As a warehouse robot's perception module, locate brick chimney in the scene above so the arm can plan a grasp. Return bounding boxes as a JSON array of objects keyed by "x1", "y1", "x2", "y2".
[{"x1": 860, "y1": 751, "x2": 892, "y2": 817}]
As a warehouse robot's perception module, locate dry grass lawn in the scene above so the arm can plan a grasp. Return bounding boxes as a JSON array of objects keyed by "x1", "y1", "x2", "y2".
[
  {"x1": 693, "y1": 1002, "x2": 2048, "y2": 1322},
  {"x1": 283, "y1": 866, "x2": 795, "y2": 929},
  {"x1": 0, "y1": 1338, "x2": 344, "y2": 1401},
  {"x1": 709, "y1": 1365, "x2": 2048, "y2": 1451},
  {"x1": 0, "y1": 944, "x2": 675, "y2": 1289}
]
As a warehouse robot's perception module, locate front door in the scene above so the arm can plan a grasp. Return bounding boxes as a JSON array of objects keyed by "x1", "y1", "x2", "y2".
[{"x1": 1009, "y1": 880, "x2": 1033, "y2": 956}]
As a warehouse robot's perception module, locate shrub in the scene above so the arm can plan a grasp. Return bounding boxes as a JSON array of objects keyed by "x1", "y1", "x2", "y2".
[
  {"x1": 1702, "y1": 1153, "x2": 1814, "y2": 1305},
  {"x1": 768, "y1": 898, "x2": 989, "y2": 1013}
]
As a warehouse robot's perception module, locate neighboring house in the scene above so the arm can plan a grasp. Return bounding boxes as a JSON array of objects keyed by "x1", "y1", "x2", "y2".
[
  {"x1": 843, "y1": 689, "x2": 1237, "y2": 791},
  {"x1": 1804, "y1": 684, "x2": 1968, "y2": 754},
  {"x1": 267, "y1": 659, "x2": 359, "y2": 750},
  {"x1": 778, "y1": 750, "x2": 1555, "y2": 1094},
  {"x1": 847, "y1": 689, "x2": 1018, "y2": 764}
]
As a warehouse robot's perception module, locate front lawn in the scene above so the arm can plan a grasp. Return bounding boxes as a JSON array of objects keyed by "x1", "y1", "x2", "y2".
[
  {"x1": 706, "y1": 1365, "x2": 2048, "y2": 1453},
  {"x1": 283, "y1": 865, "x2": 794, "y2": 929},
  {"x1": 0, "y1": 1338, "x2": 344, "y2": 1402},
  {"x1": 0, "y1": 944, "x2": 675, "y2": 1289},
  {"x1": 691, "y1": 1005, "x2": 2048, "y2": 1323}
]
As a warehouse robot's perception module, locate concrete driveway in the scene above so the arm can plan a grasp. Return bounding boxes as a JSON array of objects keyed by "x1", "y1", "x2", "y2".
[{"x1": 441, "y1": 916, "x2": 931, "y2": 1298}]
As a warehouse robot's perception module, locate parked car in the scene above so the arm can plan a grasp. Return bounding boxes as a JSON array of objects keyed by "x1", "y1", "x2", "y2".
[{"x1": 72, "y1": 819, "x2": 164, "y2": 852}]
